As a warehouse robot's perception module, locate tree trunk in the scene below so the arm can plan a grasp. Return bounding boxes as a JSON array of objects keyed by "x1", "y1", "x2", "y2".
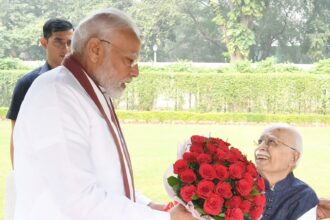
[{"x1": 230, "y1": 47, "x2": 244, "y2": 63}]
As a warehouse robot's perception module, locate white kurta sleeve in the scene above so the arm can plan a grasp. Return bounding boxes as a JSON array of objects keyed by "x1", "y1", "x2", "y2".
[
  {"x1": 135, "y1": 190, "x2": 152, "y2": 206},
  {"x1": 23, "y1": 78, "x2": 170, "y2": 220},
  {"x1": 297, "y1": 206, "x2": 317, "y2": 220}
]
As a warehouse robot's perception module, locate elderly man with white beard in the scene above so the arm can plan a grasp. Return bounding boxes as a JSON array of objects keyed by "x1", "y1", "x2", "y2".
[
  {"x1": 13, "y1": 8, "x2": 197, "y2": 220},
  {"x1": 254, "y1": 124, "x2": 318, "y2": 220}
]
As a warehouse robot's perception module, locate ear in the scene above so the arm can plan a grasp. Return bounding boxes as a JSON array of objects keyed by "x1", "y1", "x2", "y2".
[
  {"x1": 291, "y1": 151, "x2": 300, "y2": 165},
  {"x1": 86, "y1": 38, "x2": 104, "y2": 64},
  {"x1": 40, "y1": 37, "x2": 47, "y2": 49}
]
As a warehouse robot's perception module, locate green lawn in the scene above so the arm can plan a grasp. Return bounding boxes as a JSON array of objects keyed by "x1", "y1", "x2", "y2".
[{"x1": 1, "y1": 120, "x2": 330, "y2": 218}]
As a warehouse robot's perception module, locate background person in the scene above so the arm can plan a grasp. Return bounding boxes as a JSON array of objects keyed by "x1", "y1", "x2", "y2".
[
  {"x1": 255, "y1": 123, "x2": 319, "y2": 219},
  {"x1": 13, "y1": 8, "x2": 196, "y2": 220},
  {"x1": 6, "y1": 18, "x2": 74, "y2": 168}
]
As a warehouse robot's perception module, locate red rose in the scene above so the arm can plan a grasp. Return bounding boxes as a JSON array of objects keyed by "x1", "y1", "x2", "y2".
[
  {"x1": 240, "y1": 200, "x2": 252, "y2": 213},
  {"x1": 228, "y1": 147, "x2": 245, "y2": 162},
  {"x1": 214, "y1": 164, "x2": 229, "y2": 181},
  {"x1": 229, "y1": 163, "x2": 245, "y2": 179},
  {"x1": 249, "y1": 206, "x2": 264, "y2": 220},
  {"x1": 190, "y1": 144, "x2": 204, "y2": 154},
  {"x1": 226, "y1": 196, "x2": 242, "y2": 208},
  {"x1": 243, "y1": 173, "x2": 254, "y2": 186},
  {"x1": 183, "y1": 152, "x2": 198, "y2": 163},
  {"x1": 199, "y1": 163, "x2": 216, "y2": 180},
  {"x1": 253, "y1": 194, "x2": 266, "y2": 207},
  {"x1": 215, "y1": 182, "x2": 232, "y2": 199},
  {"x1": 197, "y1": 153, "x2": 212, "y2": 164},
  {"x1": 206, "y1": 142, "x2": 216, "y2": 154},
  {"x1": 173, "y1": 159, "x2": 188, "y2": 174},
  {"x1": 216, "y1": 138, "x2": 230, "y2": 149},
  {"x1": 246, "y1": 163, "x2": 258, "y2": 178},
  {"x1": 196, "y1": 180, "x2": 215, "y2": 199},
  {"x1": 180, "y1": 185, "x2": 196, "y2": 202},
  {"x1": 256, "y1": 177, "x2": 265, "y2": 191},
  {"x1": 225, "y1": 208, "x2": 244, "y2": 220},
  {"x1": 215, "y1": 148, "x2": 229, "y2": 162},
  {"x1": 180, "y1": 169, "x2": 197, "y2": 184},
  {"x1": 236, "y1": 178, "x2": 253, "y2": 196},
  {"x1": 191, "y1": 135, "x2": 206, "y2": 144},
  {"x1": 203, "y1": 194, "x2": 224, "y2": 216}
]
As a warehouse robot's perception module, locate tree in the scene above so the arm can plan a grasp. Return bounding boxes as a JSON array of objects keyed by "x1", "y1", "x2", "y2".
[
  {"x1": 304, "y1": 0, "x2": 330, "y2": 62},
  {"x1": 210, "y1": 0, "x2": 265, "y2": 63}
]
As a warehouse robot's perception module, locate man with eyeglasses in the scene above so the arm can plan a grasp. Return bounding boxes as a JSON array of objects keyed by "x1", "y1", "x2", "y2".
[
  {"x1": 6, "y1": 18, "x2": 74, "y2": 168},
  {"x1": 255, "y1": 123, "x2": 318, "y2": 219},
  {"x1": 12, "y1": 8, "x2": 197, "y2": 220}
]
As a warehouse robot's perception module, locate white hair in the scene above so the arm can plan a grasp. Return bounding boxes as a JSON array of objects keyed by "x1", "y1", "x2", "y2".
[
  {"x1": 263, "y1": 123, "x2": 303, "y2": 154},
  {"x1": 71, "y1": 8, "x2": 141, "y2": 54}
]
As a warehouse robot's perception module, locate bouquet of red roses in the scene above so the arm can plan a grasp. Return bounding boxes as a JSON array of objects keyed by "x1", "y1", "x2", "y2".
[{"x1": 164, "y1": 135, "x2": 266, "y2": 220}]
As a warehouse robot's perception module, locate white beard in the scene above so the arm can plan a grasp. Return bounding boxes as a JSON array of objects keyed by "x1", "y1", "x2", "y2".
[
  {"x1": 104, "y1": 84, "x2": 124, "y2": 99},
  {"x1": 94, "y1": 61, "x2": 125, "y2": 99}
]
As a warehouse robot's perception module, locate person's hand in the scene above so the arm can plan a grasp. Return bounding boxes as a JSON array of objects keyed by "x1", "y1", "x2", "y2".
[
  {"x1": 170, "y1": 204, "x2": 198, "y2": 220},
  {"x1": 148, "y1": 201, "x2": 166, "y2": 211},
  {"x1": 317, "y1": 198, "x2": 330, "y2": 219}
]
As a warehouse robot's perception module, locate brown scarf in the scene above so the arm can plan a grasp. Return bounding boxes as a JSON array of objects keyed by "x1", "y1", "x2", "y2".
[{"x1": 62, "y1": 55, "x2": 135, "y2": 201}]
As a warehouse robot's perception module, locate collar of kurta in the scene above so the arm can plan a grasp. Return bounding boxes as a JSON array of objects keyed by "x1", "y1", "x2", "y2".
[{"x1": 62, "y1": 55, "x2": 136, "y2": 201}]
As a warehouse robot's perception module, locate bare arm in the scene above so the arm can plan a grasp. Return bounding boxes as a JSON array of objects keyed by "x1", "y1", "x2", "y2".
[
  {"x1": 170, "y1": 205, "x2": 198, "y2": 220},
  {"x1": 317, "y1": 199, "x2": 330, "y2": 220},
  {"x1": 148, "y1": 201, "x2": 166, "y2": 211},
  {"x1": 10, "y1": 120, "x2": 15, "y2": 169}
]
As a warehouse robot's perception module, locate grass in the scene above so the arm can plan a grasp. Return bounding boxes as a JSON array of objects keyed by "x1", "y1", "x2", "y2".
[{"x1": 1, "y1": 120, "x2": 330, "y2": 218}]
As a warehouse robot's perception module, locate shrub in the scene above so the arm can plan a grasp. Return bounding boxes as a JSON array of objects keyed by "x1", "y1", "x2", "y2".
[
  {"x1": 117, "y1": 111, "x2": 330, "y2": 124},
  {"x1": 232, "y1": 60, "x2": 253, "y2": 73},
  {"x1": 0, "y1": 58, "x2": 28, "y2": 70},
  {"x1": 312, "y1": 59, "x2": 330, "y2": 74},
  {"x1": 255, "y1": 57, "x2": 276, "y2": 73}
]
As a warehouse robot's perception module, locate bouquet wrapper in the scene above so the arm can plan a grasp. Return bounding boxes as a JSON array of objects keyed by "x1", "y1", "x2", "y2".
[{"x1": 163, "y1": 140, "x2": 215, "y2": 220}]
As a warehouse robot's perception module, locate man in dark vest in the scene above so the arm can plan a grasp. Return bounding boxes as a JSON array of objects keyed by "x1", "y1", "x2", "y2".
[{"x1": 7, "y1": 18, "x2": 74, "y2": 168}]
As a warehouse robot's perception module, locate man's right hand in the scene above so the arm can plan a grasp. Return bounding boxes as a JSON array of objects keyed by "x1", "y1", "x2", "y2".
[
  {"x1": 170, "y1": 204, "x2": 198, "y2": 220},
  {"x1": 317, "y1": 199, "x2": 330, "y2": 220}
]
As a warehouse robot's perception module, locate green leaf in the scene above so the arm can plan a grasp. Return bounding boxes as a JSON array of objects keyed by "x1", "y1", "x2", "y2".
[
  {"x1": 214, "y1": 216, "x2": 225, "y2": 220},
  {"x1": 192, "y1": 195, "x2": 199, "y2": 200},
  {"x1": 195, "y1": 207, "x2": 206, "y2": 215},
  {"x1": 250, "y1": 187, "x2": 261, "y2": 195},
  {"x1": 167, "y1": 176, "x2": 180, "y2": 187}
]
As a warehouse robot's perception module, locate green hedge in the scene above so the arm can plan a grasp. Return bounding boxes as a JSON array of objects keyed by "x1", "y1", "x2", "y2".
[
  {"x1": 0, "y1": 69, "x2": 28, "y2": 107},
  {"x1": 1, "y1": 67, "x2": 330, "y2": 115},
  {"x1": 117, "y1": 111, "x2": 330, "y2": 124},
  {"x1": 0, "y1": 107, "x2": 8, "y2": 118},
  {"x1": 120, "y1": 71, "x2": 330, "y2": 114},
  {"x1": 2, "y1": 57, "x2": 329, "y2": 115},
  {"x1": 1, "y1": 107, "x2": 329, "y2": 124},
  {"x1": 0, "y1": 58, "x2": 29, "y2": 70}
]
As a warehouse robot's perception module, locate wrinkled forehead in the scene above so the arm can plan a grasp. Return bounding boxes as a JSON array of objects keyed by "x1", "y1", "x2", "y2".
[{"x1": 261, "y1": 128, "x2": 294, "y2": 142}]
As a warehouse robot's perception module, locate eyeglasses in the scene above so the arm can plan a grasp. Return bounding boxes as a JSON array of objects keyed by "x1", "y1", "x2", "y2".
[
  {"x1": 254, "y1": 137, "x2": 297, "y2": 152},
  {"x1": 100, "y1": 39, "x2": 139, "y2": 68}
]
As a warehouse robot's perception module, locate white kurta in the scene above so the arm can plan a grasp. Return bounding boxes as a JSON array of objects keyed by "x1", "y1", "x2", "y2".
[{"x1": 13, "y1": 66, "x2": 170, "y2": 220}]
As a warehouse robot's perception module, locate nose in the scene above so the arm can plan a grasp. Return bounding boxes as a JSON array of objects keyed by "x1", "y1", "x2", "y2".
[
  {"x1": 257, "y1": 141, "x2": 269, "y2": 151},
  {"x1": 130, "y1": 64, "x2": 139, "y2": 77}
]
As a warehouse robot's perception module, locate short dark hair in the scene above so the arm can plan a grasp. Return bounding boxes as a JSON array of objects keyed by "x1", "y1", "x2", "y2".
[{"x1": 43, "y1": 18, "x2": 73, "y2": 39}]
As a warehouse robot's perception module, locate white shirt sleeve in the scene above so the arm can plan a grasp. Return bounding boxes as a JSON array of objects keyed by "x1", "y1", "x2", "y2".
[
  {"x1": 297, "y1": 206, "x2": 317, "y2": 220},
  {"x1": 136, "y1": 190, "x2": 152, "y2": 206}
]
